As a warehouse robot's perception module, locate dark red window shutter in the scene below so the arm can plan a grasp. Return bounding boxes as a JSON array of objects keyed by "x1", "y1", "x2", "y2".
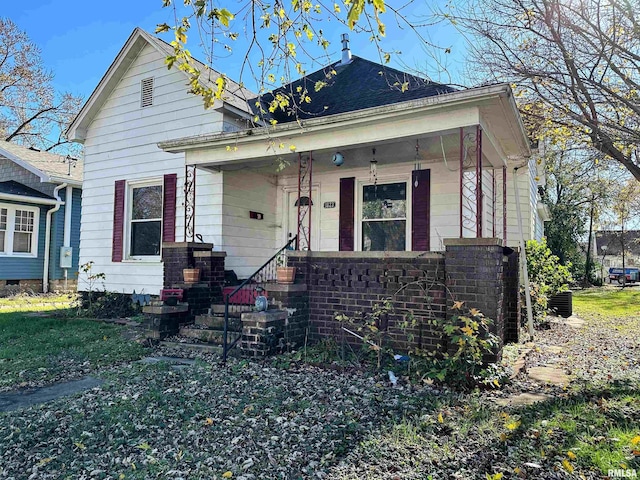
[
  {"x1": 339, "y1": 177, "x2": 355, "y2": 251},
  {"x1": 411, "y1": 169, "x2": 431, "y2": 251},
  {"x1": 112, "y1": 180, "x2": 125, "y2": 262},
  {"x1": 163, "y1": 173, "x2": 177, "y2": 243}
]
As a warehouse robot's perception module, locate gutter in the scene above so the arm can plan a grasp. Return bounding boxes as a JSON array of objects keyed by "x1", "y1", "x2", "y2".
[
  {"x1": 0, "y1": 193, "x2": 59, "y2": 205},
  {"x1": 43, "y1": 183, "x2": 66, "y2": 293},
  {"x1": 159, "y1": 84, "x2": 515, "y2": 153}
]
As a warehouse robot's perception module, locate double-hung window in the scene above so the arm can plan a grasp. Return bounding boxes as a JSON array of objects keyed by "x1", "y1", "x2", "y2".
[
  {"x1": 128, "y1": 183, "x2": 163, "y2": 258},
  {"x1": 361, "y1": 182, "x2": 408, "y2": 251},
  {"x1": 0, "y1": 205, "x2": 39, "y2": 256}
]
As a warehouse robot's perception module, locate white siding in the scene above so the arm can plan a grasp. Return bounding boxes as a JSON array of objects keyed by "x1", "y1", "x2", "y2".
[
  {"x1": 221, "y1": 170, "x2": 278, "y2": 278},
  {"x1": 504, "y1": 161, "x2": 537, "y2": 247},
  {"x1": 277, "y1": 161, "x2": 461, "y2": 252},
  {"x1": 80, "y1": 43, "x2": 230, "y2": 294},
  {"x1": 272, "y1": 159, "x2": 540, "y2": 254}
]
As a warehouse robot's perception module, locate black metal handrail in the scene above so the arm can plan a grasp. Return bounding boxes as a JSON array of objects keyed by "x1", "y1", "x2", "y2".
[{"x1": 222, "y1": 235, "x2": 298, "y2": 362}]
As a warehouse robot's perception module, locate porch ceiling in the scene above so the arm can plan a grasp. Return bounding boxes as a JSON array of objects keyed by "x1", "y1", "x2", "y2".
[{"x1": 159, "y1": 84, "x2": 531, "y2": 171}]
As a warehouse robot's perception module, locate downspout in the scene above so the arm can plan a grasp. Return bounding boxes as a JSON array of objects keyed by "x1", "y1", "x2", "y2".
[
  {"x1": 513, "y1": 166, "x2": 535, "y2": 341},
  {"x1": 43, "y1": 183, "x2": 67, "y2": 293}
]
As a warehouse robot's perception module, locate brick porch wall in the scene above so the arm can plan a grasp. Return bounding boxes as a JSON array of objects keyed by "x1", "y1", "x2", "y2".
[{"x1": 288, "y1": 251, "x2": 447, "y2": 352}]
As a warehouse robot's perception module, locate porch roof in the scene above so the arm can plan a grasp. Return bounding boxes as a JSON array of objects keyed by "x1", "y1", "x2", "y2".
[{"x1": 159, "y1": 83, "x2": 531, "y2": 168}]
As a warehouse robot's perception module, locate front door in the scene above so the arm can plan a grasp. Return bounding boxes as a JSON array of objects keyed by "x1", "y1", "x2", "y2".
[{"x1": 287, "y1": 190, "x2": 319, "y2": 250}]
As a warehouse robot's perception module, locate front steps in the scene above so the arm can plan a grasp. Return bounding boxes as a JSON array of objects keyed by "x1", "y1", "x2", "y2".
[{"x1": 171, "y1": 303, "x2": 244, "y2": 350}]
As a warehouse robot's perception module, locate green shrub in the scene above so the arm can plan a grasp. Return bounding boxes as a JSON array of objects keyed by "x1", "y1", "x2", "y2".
[
  {"x1": 525, "y1": 238, "x2": 573, "y2": 324},
  {"x1": 409, "y1": 302, "x2": 502, "y2": 390}
]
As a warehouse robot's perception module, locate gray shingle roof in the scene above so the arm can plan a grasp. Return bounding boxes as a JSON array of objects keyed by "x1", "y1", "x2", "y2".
[
  {"x1": 0, "y1": 140, "x2": 83, "y2": 183},
  {"x1": 0, "y1": 180, "x2": 56, "y2": 200},
  {"x1": 252, "y1": 56, "x2": 457, "y2": 123}
]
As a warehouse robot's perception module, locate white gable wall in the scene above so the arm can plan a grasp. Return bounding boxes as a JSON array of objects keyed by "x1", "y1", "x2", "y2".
[{"x1": 80, "y1": 43, "x2": 236, "y2": 294}]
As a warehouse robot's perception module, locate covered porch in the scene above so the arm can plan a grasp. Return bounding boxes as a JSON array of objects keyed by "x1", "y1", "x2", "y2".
[{"x1": 160, "y1": 84, "x2": 531, "y2": 277}]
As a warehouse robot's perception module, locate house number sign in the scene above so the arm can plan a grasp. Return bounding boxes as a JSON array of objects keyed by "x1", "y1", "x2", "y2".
[{"x1": 323, "y1": 201, "x2": 336, "y2": 208}]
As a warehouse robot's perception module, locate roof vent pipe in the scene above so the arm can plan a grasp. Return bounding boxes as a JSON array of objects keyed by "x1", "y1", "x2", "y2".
[{"x1": 339, "y1": 33, "x2": 352, "y2": 65}]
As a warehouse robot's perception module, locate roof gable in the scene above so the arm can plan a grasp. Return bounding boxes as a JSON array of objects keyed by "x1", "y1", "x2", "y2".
[
  {"x1": 0, "y1": 180, "x2": 56, "y2": 200},
  {"x1": 253, "y1": 56, "x2": 456, "y2": 123},
  {"x1": 0, "y1": 140, "x2": 82, "y2": 184},
  {"x1": 67, "y1": 28, "x2": 255, "y2": 143}
]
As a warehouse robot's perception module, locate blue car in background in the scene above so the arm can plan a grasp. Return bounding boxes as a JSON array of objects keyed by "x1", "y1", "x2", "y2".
[{"x1": 608, "y1": 267, "x2": 640, "y2": 284}]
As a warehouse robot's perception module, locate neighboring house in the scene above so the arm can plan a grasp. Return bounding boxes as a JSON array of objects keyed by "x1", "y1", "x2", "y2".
[
  {"x1": 0, "y1": 141, "x2": 82, "y2": 292},
  {"x1": 70, "y1": 30, "x2": 548, "y2": 295},
  {"x1": 594, "y1": 230, "x2": 640, "y2": 279},
  {"x1": 66, "y1": 28, "x2": 255, "y2": 294}
]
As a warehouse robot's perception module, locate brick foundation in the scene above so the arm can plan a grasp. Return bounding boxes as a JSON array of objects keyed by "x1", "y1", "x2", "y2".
[
  {"x1": 48, "y1": 278, "x2": 78, "y2": 293},
  {"x1": 0, "y1": 279, "x2": 43, "y2": 294}
]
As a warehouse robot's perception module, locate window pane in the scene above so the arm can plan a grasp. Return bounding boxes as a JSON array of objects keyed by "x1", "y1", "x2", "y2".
[
  {"x1": 0, "y1": 208, "x2": 6, "y2": 230},
  {"x1": 13, "y1": 232, "x2": 32, "y2": 253},
  {"x1": 15, "y1": 210, "x2": 34, "y2": 232},
  {"x1": 362, "y1": 220, "x2": 406, "y2": 251},
  {"x1": 362, "y1": 183, "x2": 406, "y2": 220},
  {"x1": 132, "y1": 186, "x2": 162, "y2": 220},
  {"x1": 131, "y1": 221, "x2": 161, "y2": 256}
]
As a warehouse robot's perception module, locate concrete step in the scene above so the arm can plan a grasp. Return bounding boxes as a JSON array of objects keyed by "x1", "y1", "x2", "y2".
[
  {"x1": 179, "y1": 326, "x2": 223, "y2": 344},
  {"x1": 160, "y1": 341, "x2": 224, "y2": 355},
  {"x1": 194, "y1": 314, "x2": 241, "y2": 331},
  {"x1": 211, "y1": 304, "x2": 253, "y2": 315}
]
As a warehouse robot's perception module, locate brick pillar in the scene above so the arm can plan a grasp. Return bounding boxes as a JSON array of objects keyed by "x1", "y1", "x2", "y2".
[
  {"x1": 241, "y1": 310, "x2": 288, "y2": 357},
  {"x1": 503, "y1": 248, "x2": 521, "y2": 343},
  {"x1": 444, "y1": 238, "x2": 505, "y2": 361},
  {"x1": 161, "y1": 243, "x2": 226, "y2": 318},
  {"x1": 267, "y1": 283, "x2": 309, "y2": 349}
]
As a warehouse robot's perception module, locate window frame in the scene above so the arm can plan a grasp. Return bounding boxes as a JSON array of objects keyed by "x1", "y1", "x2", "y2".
[
  {"x1": 124, "y1": 179, "x2": 163, "y2": 262},
  {"x1": 356, "y1": 177, "x2": 411, "y2": 252},
  {"x1": 0, "y1": 203, "x2": 40, "y2": 258}
]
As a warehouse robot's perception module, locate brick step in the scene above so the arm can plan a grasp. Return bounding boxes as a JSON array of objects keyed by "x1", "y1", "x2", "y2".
[{"x1": 194, "y1": 314, "x2": 242, "y2": 331}]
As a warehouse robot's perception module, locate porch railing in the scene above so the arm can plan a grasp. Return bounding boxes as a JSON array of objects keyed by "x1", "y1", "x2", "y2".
[{"x1": 222, "y1": 235, "x2": 298, "y2": 362}]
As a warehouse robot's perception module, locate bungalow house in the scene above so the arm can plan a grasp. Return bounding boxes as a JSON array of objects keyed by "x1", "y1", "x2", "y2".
[
  {"x1": 69, "y1": 29, "x2": 547, "y2": 354},
  {"x1": 0, "y1": 141, "x2": 82, "y2": 292}
]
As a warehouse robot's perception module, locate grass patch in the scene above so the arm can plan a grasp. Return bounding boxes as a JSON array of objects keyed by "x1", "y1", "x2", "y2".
[
  {"x1": 573, "y1": 288, "x2": 640, "y2": 318},
  {"x1": 0, "y1": 293, "x2": 76, "y2": 313},
  {"x1": 0, "y1": 311, "x2": 146, "y2": 390}
]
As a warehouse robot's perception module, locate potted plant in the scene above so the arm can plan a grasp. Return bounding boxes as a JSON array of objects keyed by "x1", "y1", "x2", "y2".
[
  {"x1": 183, "y1": 264, "x2": 201, "y2": 284},
  {"x1": 276, "y1": 252, "x2": 296, "y2": 284}
]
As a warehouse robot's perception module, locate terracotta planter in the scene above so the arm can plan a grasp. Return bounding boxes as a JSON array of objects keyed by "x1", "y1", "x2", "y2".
[
  {"x1": 276, "y1": 266, "x2": 296, "y2": 284},
  {"x1": 183, "y1": 268, "x2": 201, "y2": 284}
]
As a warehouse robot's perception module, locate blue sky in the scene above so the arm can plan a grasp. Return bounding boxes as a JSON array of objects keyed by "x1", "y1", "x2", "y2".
[{"x1": 3, "y1": 1, "x2": 469, "y2": 101}]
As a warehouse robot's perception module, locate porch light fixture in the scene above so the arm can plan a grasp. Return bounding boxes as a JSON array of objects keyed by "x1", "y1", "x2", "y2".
[
  {"x1": 370, "y1": 147, "x2": 378, "y2": 185},
  {"x1": 332, "y1": 151, "x2": 344, "y2": 166}
]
